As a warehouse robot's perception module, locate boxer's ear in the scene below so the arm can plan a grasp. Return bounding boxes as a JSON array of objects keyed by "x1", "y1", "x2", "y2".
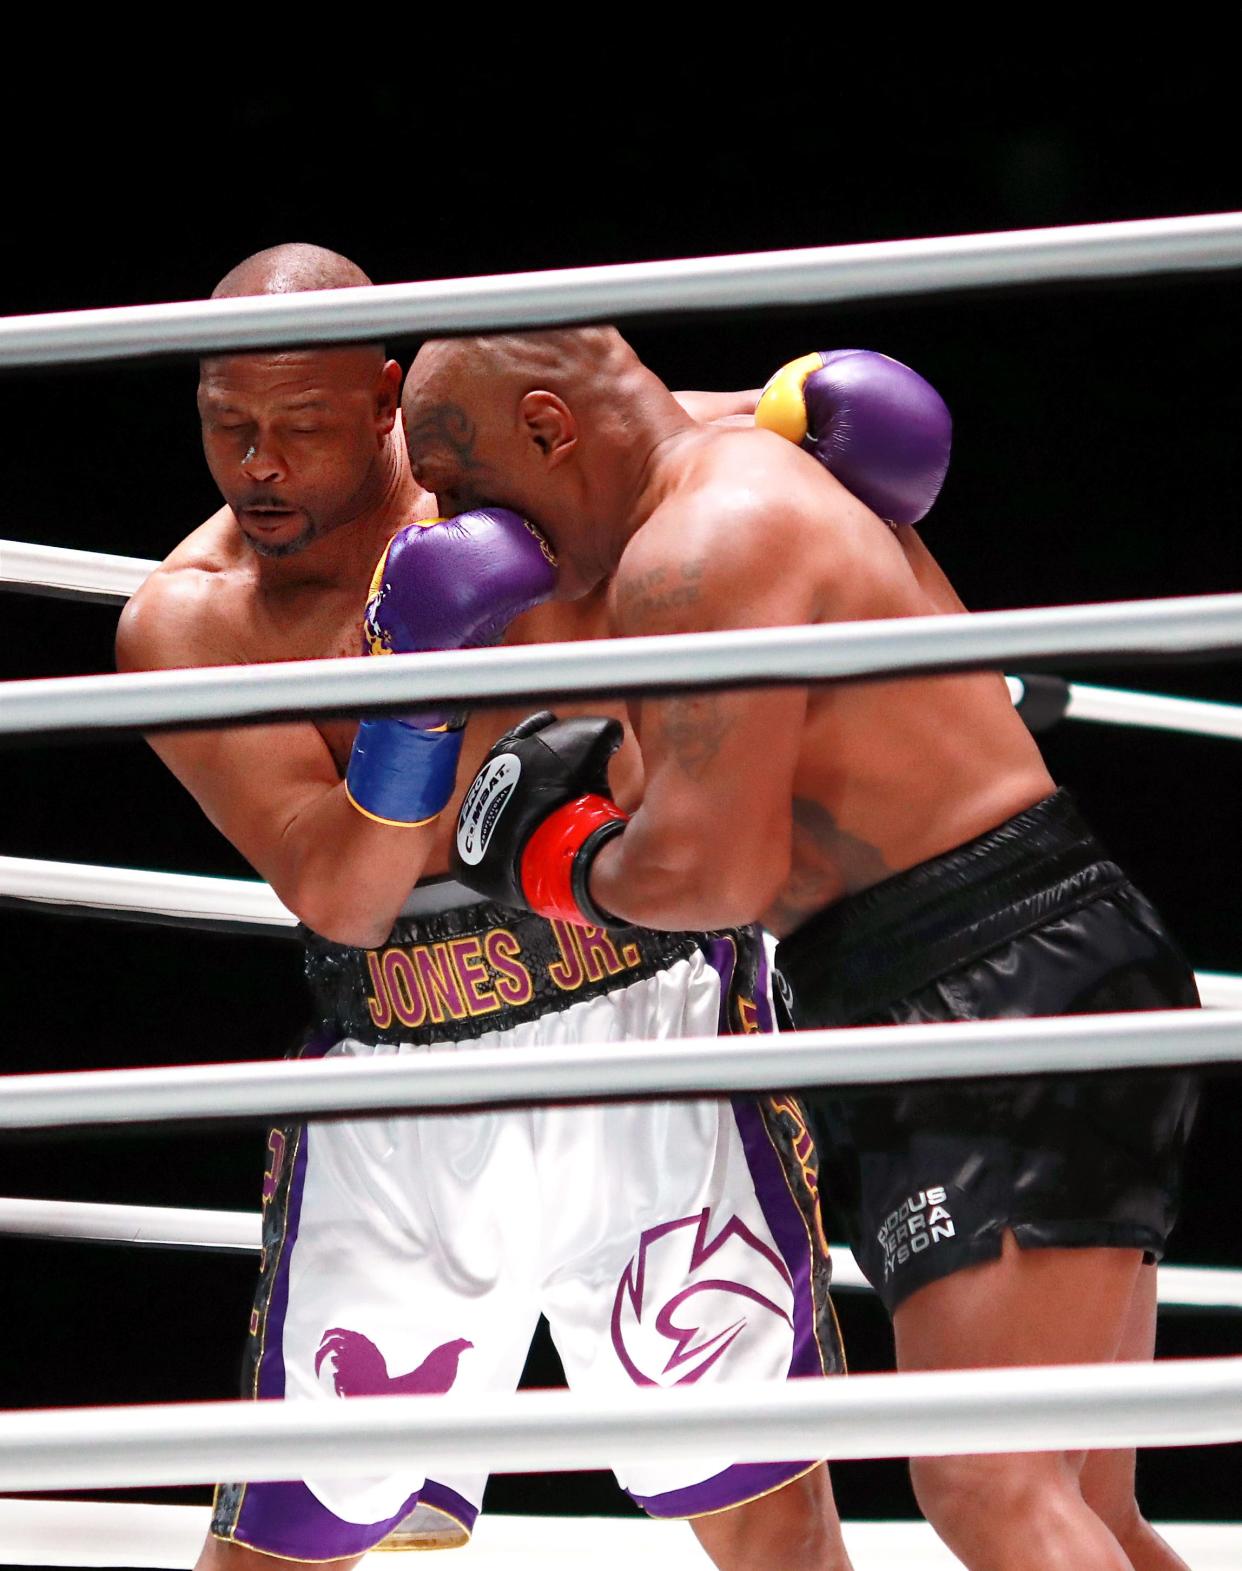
[
  {"x1": 374, "y1": 360, "x2": 403, "y2": 435},
  {"x1": 518, "y1": 390, "x2": 577, "y2": 468}
]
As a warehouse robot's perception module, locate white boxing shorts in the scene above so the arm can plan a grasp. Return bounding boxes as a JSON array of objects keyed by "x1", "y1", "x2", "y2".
[{"x1": 211, "y1": 884, "x2": 841, "y2": 1560}]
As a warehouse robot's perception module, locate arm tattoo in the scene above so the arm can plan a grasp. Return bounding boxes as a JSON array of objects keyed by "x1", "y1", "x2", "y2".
[
  {"x1": 621, "y1": 555, "x2": 731, "y2": 776},
  {"x1": 658, "y1": 693, "x2": 730, "y2": 780},
  {"x1": 618, "y1": 558, "x2": 706, "y2": 628}
]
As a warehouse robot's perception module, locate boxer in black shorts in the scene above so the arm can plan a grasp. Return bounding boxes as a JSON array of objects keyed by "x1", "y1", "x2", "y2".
[{"x1": 407, "y1": 326, "x2": 1199, "y2": 1571}]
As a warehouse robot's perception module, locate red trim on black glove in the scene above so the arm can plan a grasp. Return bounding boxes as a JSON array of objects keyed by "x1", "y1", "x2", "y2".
[{"x1": 520, "y1": 794, "x2": 629, "y2": 925}]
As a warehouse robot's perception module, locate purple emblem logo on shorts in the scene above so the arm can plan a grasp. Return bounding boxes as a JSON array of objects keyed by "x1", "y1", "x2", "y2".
[
  {"x1": 315, "y1": 1329, "x2": 473, "y2": 1397},
  {"x1": 611, "y1": 1207, "x2": 794, "y2": 1386}
]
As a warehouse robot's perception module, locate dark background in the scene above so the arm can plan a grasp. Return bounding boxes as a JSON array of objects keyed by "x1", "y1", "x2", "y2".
[{"x1": 1, "y1": 61, "x2": 1239, "y2": 1530}]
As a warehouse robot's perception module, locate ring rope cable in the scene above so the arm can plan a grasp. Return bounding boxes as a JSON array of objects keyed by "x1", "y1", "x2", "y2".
[
  {"x1": 1003, "y1": 674, "x2": 1242, "y2": 741},
  {"x1": 0, "y1": 1010, "x2": 1236, "y2": 1133},
  {"x1": 2, "y1": 1194, "x2": 1236, "y2": 1310},
  {"x1": 0, "y1": 213, "x2": 1240, "y2": 369},
  {"x1": 0, "y1": 855, "x2": 297, "y2": 932},
  {"x1": 0, "y1": 1356, "x2": 1239, "y2": 1491},
  {"x1": 4, "y1": 854, "x2": 1241, "y2": 1009},
  {"x1": 0, "y1": 539, "x2": 155, "y2": 603},
  {"x1": 4, "y1": 592, "x2": 1242, "y2": 742},
  {"x1": 5, "y1": 544, "x2": 1242, "y2": 742}
]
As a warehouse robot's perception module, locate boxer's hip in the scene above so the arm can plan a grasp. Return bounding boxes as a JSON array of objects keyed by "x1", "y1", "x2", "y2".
[
  {"x1": 773, "y1": 788, "x2": 1198, "y2": 1026},
  {"x1": 302, "y1": 877, "x2": 770, "y2": 1047}
]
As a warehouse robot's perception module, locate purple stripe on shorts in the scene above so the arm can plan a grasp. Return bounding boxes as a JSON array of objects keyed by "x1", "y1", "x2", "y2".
[
  {"x1": 252, "y1": 1027, "x2": 335, "y2": 1403},
  {"x1": 222, "y1": 1476, "x2": 477, "y2": 1559},
  {"x1": 632, "y1": 1457, "x2": 814, "y2": 1517},
  {"x1": 631, "y1": 1098, "x2": 823, "y2": 1516},
  {"x1": 254, "y1": 1127, "x2": 309, "y2": 1401},
  {"x1": 753, "y1": 935, "x2": 776, "y2": 1033},
  {"x1": 226, "y1": 1478, "x2": 422, "y2": 1561},
  {"x1": 730, "y1": 1098, "x2": 824, "y2": 1384},
  {"x1": 703, "y1": 935, "x2": 739, "y2": 1034},
  {"x1": 299, "y1": 1025, "x2": 338, "y2": 1061}
]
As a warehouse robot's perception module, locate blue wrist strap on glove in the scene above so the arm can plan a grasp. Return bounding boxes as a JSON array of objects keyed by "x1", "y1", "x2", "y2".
[{"x1": 345, "y1": 720, "x2": 465, "y2": 827}]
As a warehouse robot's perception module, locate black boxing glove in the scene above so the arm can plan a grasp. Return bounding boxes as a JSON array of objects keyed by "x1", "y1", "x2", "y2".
[{"x1": 452, "y1": 712, "x2": 629, "y2": 927}]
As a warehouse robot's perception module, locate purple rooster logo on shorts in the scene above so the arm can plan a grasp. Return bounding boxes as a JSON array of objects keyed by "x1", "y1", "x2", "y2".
[
  {"x1": 612, "y1": 1207, "x2": 794, "y2": 1386},
  {"x1": 315, "y1": 1329, "x2": 473, "y2": 1397}
]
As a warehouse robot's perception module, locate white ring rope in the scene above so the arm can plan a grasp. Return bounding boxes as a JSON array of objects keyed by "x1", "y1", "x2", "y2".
[
  {"x1": 0, "y1": 1010, "x2": 1235, "y2": 1133},
  {"x1": 6, "y1": 543, "x2": 1242, "y2": 742},
  {"x1": 0, "y1": 855, "x2": 296, "y2": 931},
  {"x1": 1195, "y1": 971, "x2": 1242, "y2": 1009},
  {"x1": 0, "y1": 539, "x2": 154, "y2": 603},
  {"x1": 1, "y1": 214, "x2": 1240, "y2": 370},
  {"x1": 0, "y1": 1196, "x2": 260, "y2": 1253},
  {"x1": 6, "y1": 1195, "x2": 1239, "y2": 1311},
  {"x1": 5, "y1": 592, "x2": 1242, "y2": 742},
  {"x1": 1004, "y1": 675, "x2": 1242, "y2": 741},
  {"x1": 5, "y1": 854, "x2": 1240, "y2": 1012},
  {"x1": 1, "y1": 1356, "x2": 1239, "y2": 1491},
  {"x1": 1063, "y1": 683, "x2": 1242, "y2": 740}
]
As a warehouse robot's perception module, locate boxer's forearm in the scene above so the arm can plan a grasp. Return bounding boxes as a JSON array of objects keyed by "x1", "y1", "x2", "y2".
[
  {"x1": 254, "y1": 783, "x2": 438, "y2": 947},
  {"x1": 588, "y1": 810, "x2": 788, "y2": 932}
]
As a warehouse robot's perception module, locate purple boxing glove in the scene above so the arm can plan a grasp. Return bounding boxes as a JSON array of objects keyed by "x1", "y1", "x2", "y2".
[
  {"x1": 754, "y1": 349, "x2": 952, "y2": 525},
  {"x1": 346, "y1": 509, "x2": 557, "y2": 826}
]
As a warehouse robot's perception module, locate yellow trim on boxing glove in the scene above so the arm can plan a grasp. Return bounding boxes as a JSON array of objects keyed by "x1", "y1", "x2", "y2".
[
  {"x1": 363, "y1": 538, "x2": 397, "y2": 656},
  {"x1": 753, "y1": 351, "x2": 825, "y2": 446}
]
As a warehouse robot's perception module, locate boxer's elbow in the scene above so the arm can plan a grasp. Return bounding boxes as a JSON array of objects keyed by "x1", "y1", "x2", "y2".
[
  {"x1": 288, "y1": 890, "x2": 395, "y2": 949},
  {"x1": 268, "y1": 793, "x2": 425, "y2": 947},
  {"x1": 699, "y1": 846, "x2": 790, "y2": 926},
  {"x1": 628, "y1": 813, "x2": 790, "y2": 927},
  {"x1": 276, "y1": 870, "x2": 400, "y2": 949}
]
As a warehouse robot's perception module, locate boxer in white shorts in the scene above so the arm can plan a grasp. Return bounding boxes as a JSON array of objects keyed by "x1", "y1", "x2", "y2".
[
  {"x1": 211, "y1": 884, "x2": 840, "y2": 1558},
  {"x1": 115, "y1": 246, "x2": 935, "y2": 1570}
]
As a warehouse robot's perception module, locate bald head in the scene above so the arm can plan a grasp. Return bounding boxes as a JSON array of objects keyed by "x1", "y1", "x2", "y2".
[
  {"x1": 401, "y1": 328, "x2": 643, "y2": 518},
  {"x1": 198, "y1": 244, "x2": 404, "y2": 559},
  {"x1": 405, "y1": 327, "x2": 636, "y2": 423},
  {"x1": 209, "y1": 243, "x2": 383, "y2": 365},
  {"x1": 212, "y1": 242, "x2": 373, "y2": 299},
  {"x1": 401, "y1": 328, "x2": 690, "y2": 593}
]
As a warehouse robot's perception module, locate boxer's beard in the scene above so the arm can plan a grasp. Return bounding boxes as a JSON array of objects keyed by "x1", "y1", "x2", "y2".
[{"x1": 248, "y1": 516, "x2": 318, "y2": 557}]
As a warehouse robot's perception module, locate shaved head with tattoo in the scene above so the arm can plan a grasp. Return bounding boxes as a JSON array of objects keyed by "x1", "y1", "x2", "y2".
[{"x1": 404, "y1": 329, "x2": 695, "y2": 597}]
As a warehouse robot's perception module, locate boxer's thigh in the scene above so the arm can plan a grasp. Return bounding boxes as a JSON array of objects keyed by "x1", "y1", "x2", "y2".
[
  {"x1": 893, "y1": 1227, "x2": 1144, "y2": 1373},
  {"x1": 539, "y1": 1089, "x2": 839, "y2": 1516},
  {"x1": 218, "y1": 1100, "x2": 542, "y2": 1557},
  {"x1": 819, "y1": 881, "x2": 1200, "y2": 1313}
]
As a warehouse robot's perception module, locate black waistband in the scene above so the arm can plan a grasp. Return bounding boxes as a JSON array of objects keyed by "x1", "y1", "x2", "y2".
[
  {"x1": 774, "y1": 790, "x2": 1126, "y2": 1024},
  {"x1": 302, "y1": 895, "x2": 716, "y2": 1047}
]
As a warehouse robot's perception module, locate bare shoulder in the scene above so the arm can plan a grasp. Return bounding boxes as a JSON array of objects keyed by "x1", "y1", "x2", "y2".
[
  {"x1": 612, "y1": 429, "x2": 857, "y2": 634},
  {"x1": 116, "y1": 507, "x2": 252, "y2": 672}
]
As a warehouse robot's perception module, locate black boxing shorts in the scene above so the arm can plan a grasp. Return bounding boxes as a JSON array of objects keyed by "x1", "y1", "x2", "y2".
[{"x1": 773, "y1": 790, "x2": 1200, "y2": 1314}]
